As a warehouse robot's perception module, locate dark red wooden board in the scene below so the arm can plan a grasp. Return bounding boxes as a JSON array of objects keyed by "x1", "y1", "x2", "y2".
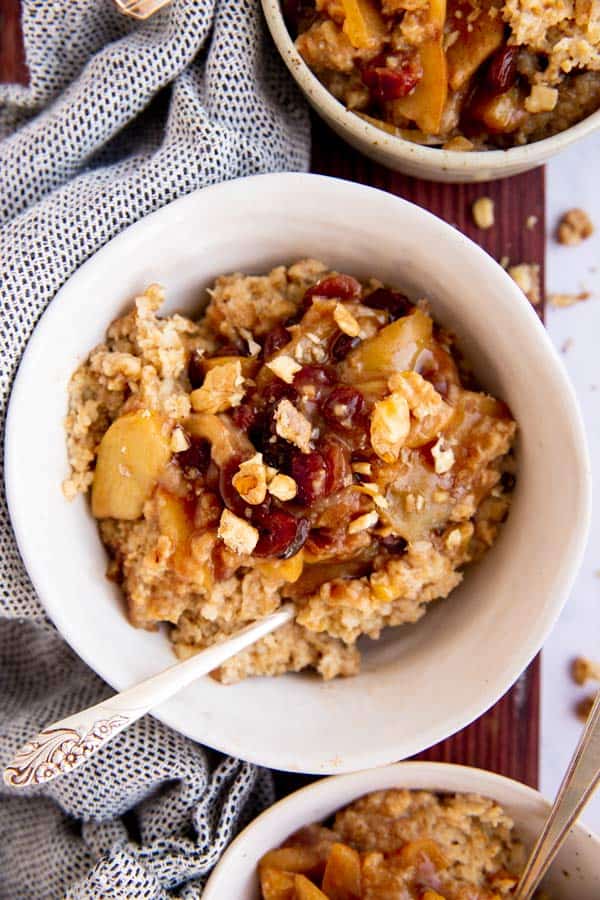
[{"x1": 0, "y1": 1, "x2": 542, "y2": 793}]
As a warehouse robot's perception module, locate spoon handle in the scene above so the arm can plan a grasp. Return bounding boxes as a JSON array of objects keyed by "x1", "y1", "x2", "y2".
[
  {"x1": 514, "y1": 690, "x2": 600, "y2": 900},
  {"x1": 3, "y1": 605, "x2": 295, "y2": 789}
]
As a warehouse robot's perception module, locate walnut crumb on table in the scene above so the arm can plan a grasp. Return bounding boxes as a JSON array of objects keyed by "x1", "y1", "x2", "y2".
[
  {"x1": 557, "y1": 209, "x2": 595, "y2": 246},
  {"x1": 549, "y1": 291, "x2": 590, "y2": 308},
  {"x1": 472, "y1": 196, "x2": 495, "y2": 230},
  {"x1": 508, "y1": 264, "x2": 541, "y2": 306},
  {"x1": 571, "y1": 656, "x2": 600, "y2": 722}
]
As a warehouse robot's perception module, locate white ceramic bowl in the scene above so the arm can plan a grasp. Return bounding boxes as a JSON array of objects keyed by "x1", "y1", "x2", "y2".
[
  {"x1": 5, "y1": 173, "x2": 590, "y2": 773},
  {"x1": 203, "y1": 762, "x2": 600, "y2": 898},
  {"x1": 261, "y1": 0, "x2": 600, "y2": 182}
]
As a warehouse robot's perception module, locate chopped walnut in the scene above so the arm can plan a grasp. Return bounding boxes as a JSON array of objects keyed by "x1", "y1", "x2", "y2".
[
  {"x1": 348, "y1": 510, "x2": 379, "y2": 534},
  {"x1": 524, "y1": 85, "x2": 558, "y2": 113},
  {"x1": 355, "y1": 481, "x2": 389, "y2": 510},
  {"x1": 557, "y1": 209, "x2": 595, "y2": 246},
  {"x1": 370, "y1": 393, "x2": 410, "y2": 462},
  {"x1": 189, "y1": 360, "x2": 245, "y2": 413},
  {"x1": 352, "y1": 461, "x2": 372, "y2": 476},
  {"x1": 274, "y1": 398, "x2": 313, "y2": 452},
  {"x1": 571, "y1": 656, "x2": 600, "y2": 685},
  {"x1": 472, "y1": 197, "x2": 495, "y2": 230},
  {"x1": 525, "y1": 215, "x2": 538, "y2": 230},
  {"x1": 266, "y1": 354, "x2": 302, "y2": 384},
  {"x1": 549, "y1": 291, "x2": 590, "y2": 308},
  {"x1": 268, "y1": 473, "x2": 298, "y2": 501},
  {"x1": 431, "y1": 437, "x2": 455, "y2": 474},
  {"x1": 170, "y1": 426, "x2": 190, "y2": 453},
  {"x1": 232, "y1": 453, "x2": 268, "y2": 505},
  {"x1": 333, "y1": 303, "x2": 360, "y2": 337},
  {"x1": 508, "y1": 264, "x2": 541, "y2": 306},
  {"x1": 576, "y1": 694, "x2": 597, "y2": 722},
  {"x1": 217, "y1": 508, "x2": 259, "y2": 556}
]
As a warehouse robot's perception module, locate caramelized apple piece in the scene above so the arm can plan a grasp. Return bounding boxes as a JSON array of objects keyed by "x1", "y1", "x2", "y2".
[
  {"x1": 342, "y1": 309, "x2": 433, "y2": 384},
  {"x1": 396, "y1": 838, "x2": 448, "y2": 869},
  {"x1": 341, "y1": 0, "x2": 387, "y2": 50},
  {"x1": 322, "y1": 843, "x2": 362, "y2": 899},
  {"x1": 446, "y1": 0, "x2": 504, "y2": 91},
  {"x1": 260, "y1": 867, "x2": 296, "y2": 900},
  {"x1": 201, "y1": 355, "x2": 260, "y2": 379},
  {"x1": 469, "y1": 85, "x2": 527, "y2": 133},
  {"x1": 155, "y1": 488, "x2": 196, "y2": 578},
  {"x1": 257, "y1": 551, "x2": 305, "y2": 583},
  {"x1": 91, "y1": 410, "x2": 171, "y2": 520},
  {"x1": 185, "y1": 412, "x2": 254, "y2": 467},
  {"x1": 391, "y1": 41, "x2": 448, "y2": 134},
  {"x1": 293, "y1": 875, "x2": 329, "y2": 900},
  {"x1": 259, "y1": 848, "x2": 325, "y2": 880}
]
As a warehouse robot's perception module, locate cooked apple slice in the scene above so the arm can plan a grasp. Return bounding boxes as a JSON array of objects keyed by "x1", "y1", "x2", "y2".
[
  {"x1": 391, "y1": 41, "x2": 448, "y2": 134},
  {"x1": 322, "y1": 843, "x2": 362, "y2": 899},
  {"x1": 342, "y1": 308, "x2": 433, "y2": 383},
  {"x1": 469, "y1": 84, "x2": 527, "y2": 133},
  {"x1": 91, "y1": 410, "x2": 171, "y2": 520},
  {"x1": 341, "y1": 0, "x2": 387, "y2": 49},
  {"x1": 294, "y1": 875, "x2": 329, "y2": 900},
  {"x1": 259, "y1": 867, "x2": 296, "y2": 900},
  {"x1": 446, "y1": 0, "x2": 504, "y2": 91}
]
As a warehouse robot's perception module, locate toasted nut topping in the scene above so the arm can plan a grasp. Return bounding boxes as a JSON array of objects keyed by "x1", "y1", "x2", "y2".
[
  {"x1": 526, "y1": 215, "x2": 538, "y2": 230},
  {"x1": 217, "y1": 509, "x2": 259, "y2": 555},
  {"x1": 549, "y1": 291, "x2": 590, "y2": 308},
  {"x1": 190, "y1": 360, "x2": 245, "y2": 413},
  {"x1": 352, "y1": 461, "x2": 372, "y2": 476},
  {"x1": 370, "y1": 393, "x2": 410, "y2": 462},
  {"x1": 268, "y1": 473, "x2": 298, "y2": 501},
  {"x1": 472, "y1": 197, "x2": 495, "y2": 230},
  {"x1": 525, "y1": 85, "x2": 558, "y2": 113},
  {"x1": 433, "y1": 490, "x2": 449, "y2": 503},
  {"x1": 354, "y1": 482, "x2": 389, "y2": 510},
  {"x1": 266, "y1": 354, "x2": 302, "y2": 384},
  {"x1": 431, "y1": 437, "x2": 455, "y2": 474},
  {"x1": 576, "y1": 694, "x2": 597, "y2": 722},
  {"x1": 557, "y1": 208, "x2": 594, "y2": 246},
  {"x1": 348, "y1": 510, "x2": 379, "y2": 534},
  {"x1": 508, "y1": 263, "x2": 541, "y2": 306},
  {"x1": 333, "y1": 303, "x2": 361, "y2": 337},
  {"x1": 388, "y1": 371, "x2": 446, "y2": 420},
  {"x1": 571, "y1": 656, "x2": 600, "y2": 685},
  {"x1": 232, "y1": 453, "x2": 268, "y2": 505},
  {"x1": 443, "y1": 136, "x2": 474, "y2": 151},
  {"x1": 239, "y1": 327, "x2": 261, "y2": 357},
  {"x1": 445, "y1": 528, "x2": 463, "y2": 550},
  {"x1": 170, "y1": 427, "x2": 190, "y2": 453},
  {"x1": 274, "y1": 398, "x2": 312, "y2": 452}
]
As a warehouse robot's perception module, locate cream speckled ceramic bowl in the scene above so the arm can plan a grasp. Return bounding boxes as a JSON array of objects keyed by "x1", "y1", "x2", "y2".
[
  {"x1": 203, "y1": 762, "x2": 600, "y2": 899},
  {"x1": 261, "y1": 0, "x2": 600, "y2": 182}
]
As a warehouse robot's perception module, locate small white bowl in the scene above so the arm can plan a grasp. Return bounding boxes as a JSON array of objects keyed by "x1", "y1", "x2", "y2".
[
  {"x1": 203, "y1": 762, "x2": 600, "y2": 898},
  {"x1": 261, "y1": 0, "x2": 600, "y2": 182},
  {"x1": 5, "y1": 173, "x2": 590, "y2": 773}
]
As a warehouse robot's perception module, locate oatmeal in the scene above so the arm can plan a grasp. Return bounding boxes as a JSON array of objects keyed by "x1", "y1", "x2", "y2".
[
  {"x1": 258, "y1": 789, "x2": 532, "y2": 899},
  {"x1": 287, "y1": 0, "x2": 600, "y2": 148},
  {"x1": 64, "y1": 260, "x2": 516, "y2": 682}
]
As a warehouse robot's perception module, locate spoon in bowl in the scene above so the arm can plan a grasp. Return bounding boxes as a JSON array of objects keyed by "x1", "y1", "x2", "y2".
[
  {"x1": 3, "y1": 604, "x2": 295, "y2": 789},
  {"x1": 513, "y1": 689, "x2": 600, "y2": 900}
]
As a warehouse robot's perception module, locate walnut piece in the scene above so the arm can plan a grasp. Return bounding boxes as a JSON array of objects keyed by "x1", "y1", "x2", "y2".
[
  {"x1": 508, "y1": 264, "x2": 541, "y2": 306},
  {"x1": 217, "y1": 509, "x2": 259, "y2": 556},
  {"x1": 266, "y1": 355, "x2": 302, "y2": 384},
  {"x1": 348, "y1": 510, "x2": 379, "y2": 534},
  {"x1": 189, "y1": 360, "x2": 245, "y2": 413},
  {"x1": 524, "y1": 85, "x2": 558, "y2": 113},
  {"x1": 370, "y1": 393, "x2": 410, "y2": 462},
  {"x1": 274, "y1": 398, "x2": 313, "y2": 452},
  {"x1": 232, "y1": 453, "x2": 268, "y2": 505},
  {"x1": 472, "y1": 197, "x2": 495, "y2": 230},
  {"x1": 333, "y1": 303, "x2": 360, "y2": 337},
  {"x1": 557, "y1": 209, "x2": 595, "y2": 246},
  {"x1": 571, "y1": 656, "x2": 600, "y2": 685},
  {"x1": 268, "y1": 473, "x2": 298, "y2": 501},
  {"x1": 431, "y1": 437, "x2": 455, "y2": 474},
  {"x1": 549, "y1": 291, "x2": 590, "y2": 309}
]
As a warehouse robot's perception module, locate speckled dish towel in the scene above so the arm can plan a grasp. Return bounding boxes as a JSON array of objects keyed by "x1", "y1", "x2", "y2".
[{"x1": 0, "y1": 1, "x2": 309, "y2": 896}]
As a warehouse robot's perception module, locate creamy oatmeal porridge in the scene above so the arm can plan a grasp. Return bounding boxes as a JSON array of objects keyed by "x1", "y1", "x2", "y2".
[
  {"x1": 286, "y1": 0, "x2": 600, "y2": 148},
  {"x1": 64, "y1": 260, "x2": 516, "y2": 682},
  {"x1": 258, "y1": 789, "x2": 534, "y2": 899}
]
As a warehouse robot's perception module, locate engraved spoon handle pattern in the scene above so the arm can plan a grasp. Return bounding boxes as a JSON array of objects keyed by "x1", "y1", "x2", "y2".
[{"x1": 3, "y1": 605, "x2": 295, "y2": 788}]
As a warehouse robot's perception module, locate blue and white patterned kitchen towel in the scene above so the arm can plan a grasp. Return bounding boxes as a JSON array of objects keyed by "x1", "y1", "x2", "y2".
[{"x1": 0, "y1": 1, "x2": 309, "y2": 896}]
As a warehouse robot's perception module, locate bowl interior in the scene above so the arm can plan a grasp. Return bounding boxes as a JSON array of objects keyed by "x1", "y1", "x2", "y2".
[
  {"x1": 203, "y1": 763, "x2": 600, "y2": 899},
  {"x1": 5, "y1": 173, "x2": 590, "y2": 772}
]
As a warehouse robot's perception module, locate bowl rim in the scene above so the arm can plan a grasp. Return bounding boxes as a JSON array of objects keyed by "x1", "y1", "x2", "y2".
[
  {"x1": 261, "y1": 0, "x2": 600, "y2": 171},
  {"x1": 203, "y1": 760, "x2": 600, "y2": 897},
  {"x1": 3, "y1": 172, "x2": 592, "y2": 772}
]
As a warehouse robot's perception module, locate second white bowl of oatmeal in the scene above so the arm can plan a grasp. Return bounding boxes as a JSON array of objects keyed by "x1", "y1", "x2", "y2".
[
  {"x1": 261, "y1": 0, "x2": 600, "y2": 183},
  {"x1": 202, "y1": 762, "x2": 600, "y2": 898},
  {"x1": 5, "y1": 173, "x2": 590, "y2": 773}
]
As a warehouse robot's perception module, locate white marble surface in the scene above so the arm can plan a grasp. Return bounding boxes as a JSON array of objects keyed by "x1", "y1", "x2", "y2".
[{"x1": 542, "y1": 131, "x2": 600, "y2": 832}]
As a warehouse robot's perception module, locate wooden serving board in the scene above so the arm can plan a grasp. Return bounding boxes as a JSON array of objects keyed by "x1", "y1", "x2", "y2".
[{"x1": 0, "y1": 2, "x2": 542, "y2": 793}]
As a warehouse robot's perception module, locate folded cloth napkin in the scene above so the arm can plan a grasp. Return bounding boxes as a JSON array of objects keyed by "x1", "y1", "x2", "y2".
[{"x1": 0, "y1": 1, "x2": 309, "y2": 896}]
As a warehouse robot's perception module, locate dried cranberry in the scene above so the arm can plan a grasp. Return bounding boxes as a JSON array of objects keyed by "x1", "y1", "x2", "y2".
[
  {"x1": 261, "y1": 324, "x2": 291, "y2": 359},
  {"x1": 253, "y1": 510, "x2": 310, "y2": 559},
  {"x1": 282, "y1": 0, "x2": 317, "y2": 34},
  {"x1": 176, "y1": 437, "x2": 211, "y2": 478},
  {"x1": 262, "y1": 380, "x2": 299, "y2": 408},
  {"x1": 363, "y1": 288, "x2": 413, "y2": 320},
  {"x1": 500, "y1": 471, "x2": 516, "y2": 492},
  {"x1": 321, "y1": 386, "x2": 367, "y2": 433},
  {"x1": 230, "y1": 403, "x2": 259, "y2": 431},
  {"x1": 187, "y1": 349, "x2": 206, "y2": 390},
  {"x1": 213, "y1": 343, "x2": 244, "y2": 357},
  {"x1": 291, "y1": 451, "x2": 329, "y2": 505},
  {"x1": 302, "y1": 274, "x2": 362, "y2": 310},
  {"x1": 360, "y1": 53, "x2": 422, "y2": 102},
  {"x1": 380, "y1": 534, "x2": 408, "y2": 554},
  {"x1": 293, "y1": 365, "x2": 336, "y2": 398},
  {"x1": 486, "y1": 46, "x2": 519, "y2": 96},
  {"x1": 330, "y1": 331, "x2": 361, "y2": 361},
  {"x1": 320, "y1": 439, "x2": 351, "y2": 494}
]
